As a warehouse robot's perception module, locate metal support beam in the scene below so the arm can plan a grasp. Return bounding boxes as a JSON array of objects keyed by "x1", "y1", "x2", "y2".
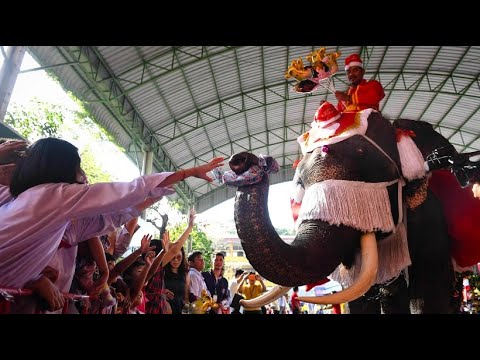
[
  {"x1": 141, "y1": 150, "x2": 153, "y2": 176},
  {"x1": 140, "y1": 150, "x2": 154, "y2": 219},
  {"x1": 0, "y1": 46, "x2": 26, "y2": 122}
]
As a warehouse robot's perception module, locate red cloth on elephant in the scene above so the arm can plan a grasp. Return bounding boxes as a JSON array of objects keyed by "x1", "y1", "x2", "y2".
[
  {"x1": 428, "y1": 170, "x2": 480, "y2": 268},
  {"x1": 305, "y1": 278, "x2": 329, "y2": 291},
  {"x1": 336, "y1": 79, "x2": 384, "y2": 113}
]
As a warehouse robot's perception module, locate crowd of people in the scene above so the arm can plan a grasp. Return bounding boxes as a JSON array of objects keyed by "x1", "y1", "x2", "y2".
[{"x1": 1, "y1": 53, "x2": 479, "y2": 314}]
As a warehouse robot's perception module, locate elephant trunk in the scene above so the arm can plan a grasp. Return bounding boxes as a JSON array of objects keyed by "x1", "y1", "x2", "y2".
[{"x1": 234, "y1": 175, "x2": 361, "y2": 287}]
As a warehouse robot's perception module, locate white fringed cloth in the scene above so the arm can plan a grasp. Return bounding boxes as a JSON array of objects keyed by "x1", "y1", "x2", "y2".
[{"x1": 297, "y1": 179, "x2": 412, "y2": 286}]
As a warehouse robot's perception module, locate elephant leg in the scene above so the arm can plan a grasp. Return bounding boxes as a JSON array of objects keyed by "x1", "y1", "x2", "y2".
[
  {"x1": 407, "y1": 190, "x2": 455, "y2": 314},
  {"x1": 347, "y1": 285, "x2": 381, "y2": 314},
  {"x1": 379, "y1": 274, "x2": 410, "y2": 314}
]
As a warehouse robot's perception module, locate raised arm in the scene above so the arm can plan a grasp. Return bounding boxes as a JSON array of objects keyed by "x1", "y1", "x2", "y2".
[
  {"x1": 108, "y1": 234, "x2": 154, "y2": 284},
  {"x1": 87, "y1": 236, "x2": 110, "y2": 295},
  {"x1": 146, "y1": 232, "x2": 170, "y2": 283},
  {"x1": 161, "y1": 209, "x2": 196, "y2": 267},
  {"x1": 159, "y1": 157, "x2": 224, "y2": 188},
  {"x1": 128, "y1": 251, "x2": 154, "y2": 310}
]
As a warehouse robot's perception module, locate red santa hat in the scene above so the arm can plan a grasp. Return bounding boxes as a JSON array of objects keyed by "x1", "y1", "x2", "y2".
[
  {"x1": 297, "y1": 101, "x2": 373, "y2": 155},
  {"x1": 344, "y1": 53, "x2": 363, "y2": 71},
  {"x1": 313, "y1": 101, "x2": 342, "y2": 126}
]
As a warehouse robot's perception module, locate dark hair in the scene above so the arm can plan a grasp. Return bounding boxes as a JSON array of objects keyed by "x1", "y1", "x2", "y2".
[
  {"x1": 187, "y1": 250, "x2": 203, "y2": 263},
  {"x1": 149, "y1": 239, "x2": 163, "y2": 256},
  {"x1": 10, "y1": 138, "x2": 81, "y2": 197},
  {"x1": 123, "y1": 257, "x2": 146, "y2": 287},
  {"x1": 105, "y1": 253, "x2": 115, "y2": 263},
  {"x1": 293, "y1": 286, "x2": 299, "y2": 292},
  {"x1": 215, "y1": 252, "x2": 225, "y2": 259},
  {"x1": 164, "y1": 247, "x2": 188, "y2": 279},
  {"x1": 235, "y1": 269, "x2": 244, "y2": 278}
]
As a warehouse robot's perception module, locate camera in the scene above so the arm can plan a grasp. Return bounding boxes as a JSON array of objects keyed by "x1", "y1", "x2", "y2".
[{"x1": 425, "y1": 146, "x2": 480, "y2": 188}]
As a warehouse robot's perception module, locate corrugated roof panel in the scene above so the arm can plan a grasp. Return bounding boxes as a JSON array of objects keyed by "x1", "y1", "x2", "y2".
[
  {"x1": 98, "y1": 46, "x2": 145, "y2": 74},
  {"x1": 449, "y1": 132, "x2": 469, "y2": 147},
  {"x1": 405, "y1": 46, "x2": 440, "y2": 71},
  {"x1": 208, "y1": 52, "x2": 242, "y2": 99},
  {"x1": 439, "y1": 97, "x2": 478, "y2": 128},
  {"x1": 246, "y1": 107, "x2": 266, "y2": 134},
  {"x1": 459, "y1": 113, "x2": 480, "y2": 134},
  {"x1": 266, "y1": 103, "x2": 285, "y2": 129},
  {"x1": 24, "y1": 46, "x2": 480, "y2": 211},
  {"x1": 456, "y1": 47, "x2": 480, "y2": 76},
  {"x1": 236, "y1": 47, "x2": 265, "y2": 90},
  {"x1": 430, "y1": 47, "x2": 469, "y2": 74},
  {"x1": 265, "y1": 84, "x2": 287, "y2": 104},
  {"x1": 263, "y1": 46, "x2": 288, "y2": 81},
  {"x1": 464, "y1": 79, "x2": 480, "y2": 97},
  {"x1": 468, "y1": 138, "x2": 480, "y2": 150},
  {"x1": 203, "y1": 120, "x2": 230, "y2": 145},
  {"x1": 227, "y1": 113, "x2": 248, "y2": 139},
  {"x1": 435, "y1": 126, "x2": 456, "y2": 138},
  {"x1": 232, "y1": 137, "x2": 250, "y2": 153},
  {"x1": 381, "y1": 91, "x2": 411, "y2": 119},
  {"x1": 160, "y1": 73, "x2": 197, "y2": 119},
  {"x1": 184, "y1": 61, "x2": 217, "y2": 104},
  {"x1": 422, "y1": 93, "x2": 460, "y2": 124},
  {"x1": 400, "y1": 91, "x2": 436, "y2": 119},
  {"x1": 379, "y1": 47, "x2": 412, "y2": 71}
]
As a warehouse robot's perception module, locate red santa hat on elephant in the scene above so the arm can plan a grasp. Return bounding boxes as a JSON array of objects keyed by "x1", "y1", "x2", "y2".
[
  {"x1": 297, "y1": 101, "x2": 372, "y2": 155},
  {"x1": 344, "y1": 54, "x2": 363, "y2": 71}
]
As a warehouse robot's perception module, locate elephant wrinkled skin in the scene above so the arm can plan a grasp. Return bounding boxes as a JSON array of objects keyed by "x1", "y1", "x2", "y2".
[{"x1": 233, "y1": 112, "x2": 461, "y2": 314}]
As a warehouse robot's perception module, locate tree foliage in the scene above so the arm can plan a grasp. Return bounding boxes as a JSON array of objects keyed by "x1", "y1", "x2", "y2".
[
  {"x1": 5, "y1": 101, "x2": 63, "y2": 140},
  {"x1": 80, "y1": 145, "x2": 112, "y2": 184},
  {"x1": 5, "y1": 99, "x2": 113, "y2": 184}
]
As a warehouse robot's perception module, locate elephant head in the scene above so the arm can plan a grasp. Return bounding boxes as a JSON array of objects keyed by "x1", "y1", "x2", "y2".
[{"x1": 234, "y1": 110, "x2": 460, "y2": 312}]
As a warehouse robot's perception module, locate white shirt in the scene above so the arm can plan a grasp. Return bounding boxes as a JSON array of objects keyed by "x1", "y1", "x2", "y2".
[{"x1": 188, "y1": 268, "x2": 209, "y2": 299}]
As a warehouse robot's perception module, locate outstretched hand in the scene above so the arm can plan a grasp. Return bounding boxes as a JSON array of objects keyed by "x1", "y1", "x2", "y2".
[
  {"x1": 0, "y1": 140, "x2": 27, "y2": 163},
  {"x1": 193, "y1": 157, "x2": 224, "y2": 182},
  {"x1": 188, "y1": 208, "x2": 196, "y2": 227}
]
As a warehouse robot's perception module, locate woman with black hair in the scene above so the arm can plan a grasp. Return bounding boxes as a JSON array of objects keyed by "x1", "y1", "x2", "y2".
[{"x1": 0, "y1": 137, "x2": 223, "y2": 312}]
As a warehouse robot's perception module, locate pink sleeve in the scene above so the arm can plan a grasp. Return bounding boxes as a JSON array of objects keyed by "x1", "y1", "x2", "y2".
[
  {"x1": 64, "y1": 207, "x2": 142, "y2": 247},
  {"x1": 41, "y1": 172, "x2": 175, "y2": 223},
  {"x1": 113, "y1": 227, "x2": 132, "y2": 260},
  {"x1": 0, "y1": 185, "x2": 12, "y2": 206}
]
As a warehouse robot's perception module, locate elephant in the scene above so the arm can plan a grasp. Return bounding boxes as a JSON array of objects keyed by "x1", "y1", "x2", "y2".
[{"x1": 232, "y1": 110, "x2": 476, "y2": 314}]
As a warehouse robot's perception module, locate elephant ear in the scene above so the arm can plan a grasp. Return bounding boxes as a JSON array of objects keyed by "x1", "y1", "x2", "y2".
[{"x1": 429, "y1": 170, "x2": 480, "y2": 270}]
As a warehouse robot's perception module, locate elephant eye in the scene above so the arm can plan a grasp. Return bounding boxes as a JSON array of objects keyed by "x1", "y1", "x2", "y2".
[{"x1": 356, "y1": 147, "x2": 365, "y2": 155}]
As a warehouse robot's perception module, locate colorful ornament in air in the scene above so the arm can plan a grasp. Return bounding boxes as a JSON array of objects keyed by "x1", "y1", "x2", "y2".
[{"x1": 285, "y1": 48, "x2": 341, "y2": 94}]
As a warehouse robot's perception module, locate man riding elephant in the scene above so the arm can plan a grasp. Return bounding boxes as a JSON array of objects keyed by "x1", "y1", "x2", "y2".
[{"x1": 231, "y1": 100, "x2": 480, "y2": 313}]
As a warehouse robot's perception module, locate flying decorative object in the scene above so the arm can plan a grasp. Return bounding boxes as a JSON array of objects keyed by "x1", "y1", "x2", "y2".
[{"x1": 285, "y1": 47, "x2": 341, "y2": 94}]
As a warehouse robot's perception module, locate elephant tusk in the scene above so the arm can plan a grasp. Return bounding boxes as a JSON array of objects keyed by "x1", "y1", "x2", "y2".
[
  {"x1": 240, "y1": 285, "x2": 292, "y2": 309},
  {"x1": 297, "y1": 232, "x2": 378, "y2": 305}
]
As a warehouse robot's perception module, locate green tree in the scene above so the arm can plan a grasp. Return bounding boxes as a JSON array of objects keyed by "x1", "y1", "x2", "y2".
[
  {"x1": 80, "y1": 145, "x2": 112, "y2": 184},
  {"x1": 5, "y1": 99, "x2": 114, "y2": 184},
  {"x1": 5, "y1": 100, "x2": 63, "y2": 140}
]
